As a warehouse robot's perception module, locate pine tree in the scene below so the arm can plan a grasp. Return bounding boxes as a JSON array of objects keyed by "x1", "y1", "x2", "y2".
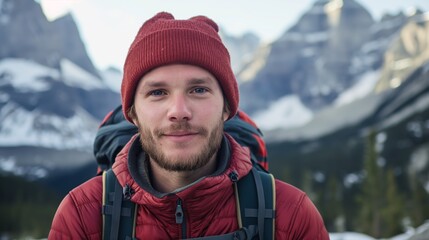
[
  {"x1": 301, "y1": 170, "x2": 316, "y2": 201},
  {"x1": 409, "y1": 174, "x2": 429, "y2": 227},
  {"x1": 382, "y1": 168, "x2": 405, "y2": 236},
  {"x1": 356, "y1": 129, "x2": 383, "y2": 237},
  {"x1": 324, "y1": 175, "x2": 344, "y2": 231}
]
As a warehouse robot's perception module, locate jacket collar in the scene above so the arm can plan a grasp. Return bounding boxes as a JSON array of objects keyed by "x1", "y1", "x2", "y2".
[
  {"x1": 112, "y1": 133, "x2": 253, "y2": 204},
  {"x1": 127, "y1": 135, "x2": 232, "y2": 198}
]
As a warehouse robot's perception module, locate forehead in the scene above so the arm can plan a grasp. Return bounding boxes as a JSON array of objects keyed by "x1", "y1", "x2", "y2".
[{"x1": 138, "y1": 64, "x2": 219, "y2": 87}]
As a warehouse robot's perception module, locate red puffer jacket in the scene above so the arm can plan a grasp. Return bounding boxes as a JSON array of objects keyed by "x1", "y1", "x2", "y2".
[{"x1": 49, "y1": 135, "x2": 329, "y2": 239}]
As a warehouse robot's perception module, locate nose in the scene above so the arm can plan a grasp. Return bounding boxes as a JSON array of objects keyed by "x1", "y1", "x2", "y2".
[{"x1": 167, "y1": 94, "x2": 192, "y2": 122}]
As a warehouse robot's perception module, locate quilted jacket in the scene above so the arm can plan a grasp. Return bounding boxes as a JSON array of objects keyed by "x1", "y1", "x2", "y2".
[{"x1": 49, "y1": 134, "x2": 329, "y2": 239}]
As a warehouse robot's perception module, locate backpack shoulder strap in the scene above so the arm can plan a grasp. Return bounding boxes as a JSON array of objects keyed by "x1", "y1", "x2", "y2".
[
  {"x1": 102, "y1": 169, "x2": 138, "y2": 240},
  {"x1": 234, "y1": 167, "x2": 276, "y2": 240}
]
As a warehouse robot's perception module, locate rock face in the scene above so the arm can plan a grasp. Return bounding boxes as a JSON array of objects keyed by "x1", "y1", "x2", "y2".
[
  {"x1": 375, "y1": 13, "x2": 429, "y2": 92},
  {"x1": 0, "y1": 0, "x2": 99, "y2": 77},
  {"x1": 220, "y1": 29, "x2": 261, "y2": 74},
  {"x1": 0, "y1": 0, "x2": 120, "y2": 176},
  {"x1": 239, "y1": 0, "x2": 375, "y2": 114}
]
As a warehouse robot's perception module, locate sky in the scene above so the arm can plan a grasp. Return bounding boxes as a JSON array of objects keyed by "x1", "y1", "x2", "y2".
[{"x1": 38, "y1": 0, "x2": 429, "y2": 71}]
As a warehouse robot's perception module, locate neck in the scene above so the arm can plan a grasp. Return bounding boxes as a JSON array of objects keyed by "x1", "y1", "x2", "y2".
[{"x1": 149, "y1": 154, "x2": 218, "y2": 193}]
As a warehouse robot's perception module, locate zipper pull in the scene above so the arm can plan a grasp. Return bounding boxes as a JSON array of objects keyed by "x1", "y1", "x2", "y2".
[
  {"x1": 229, "y1": 170, "x2": 238, "y2": 182},
  {"x1": 123, "y1": 184, "x2": 134, "y2": 200},
  {"x1": 175, "y1": 199, "x2": 184, "y2": 224}
]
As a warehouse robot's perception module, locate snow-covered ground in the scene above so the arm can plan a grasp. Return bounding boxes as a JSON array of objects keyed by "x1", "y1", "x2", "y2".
[
  {"x1": 329, "y1": 221, "x2": 429, "y2": 240},
  {"x1": 330, "y1": 232, "x2": 375, "y2": 240}
]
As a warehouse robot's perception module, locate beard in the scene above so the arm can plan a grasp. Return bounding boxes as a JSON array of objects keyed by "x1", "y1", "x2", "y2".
[{"x1": 136, "y1": 118, "x2": 224, "y2": 172}]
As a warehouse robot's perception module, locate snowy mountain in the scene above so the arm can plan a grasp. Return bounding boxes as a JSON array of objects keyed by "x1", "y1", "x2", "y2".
[
  {"x1": 238, "y1": 0, "x2": 376, "y2": 114},
  {"x1": 265, "y1": 59, "x2": 429, "y2": 238},
  {"x1": 0, "y1": 0, "x2": 121, "y2": 179},
  {"x1": 253, "y1": 70, "x2": 382, "y2": 132},
  {"x1": 238, "y1": 0, "x2": 428, "y2": 122},
  {"x1": 1, "y1": 0, "x2": 429, "y2": 238},
  {"x1": 265, "y1": 58, "x2": 429, "y2": 141},
  {"x1": 100, "y1": 66, "x2": 122, "y2": 93},
  {"x1": 220, "y1": 29, "x2": 261, "y2": 74},
  {"x1": 0, "y1": 57, "x2": 120, "y2": 177},
  {"x1": 0, "y1": 0, "x2": 99, "y2": 77},
  {"x1": 0, "y1": 58, "x2": 117, "y2": 148},
  {"x1": 375, "y1": 12, "x2": 429, "y2": 92}
]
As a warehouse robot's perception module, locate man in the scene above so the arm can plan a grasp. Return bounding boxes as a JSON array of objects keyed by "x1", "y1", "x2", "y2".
[{"x1": 49, "y1": 12, "x2": 329, "y2": 239}]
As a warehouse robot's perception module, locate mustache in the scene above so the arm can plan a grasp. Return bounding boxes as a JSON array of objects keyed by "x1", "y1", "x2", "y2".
[{"x1": 154, "y1": 122, "x2": 208, "y2": 137}]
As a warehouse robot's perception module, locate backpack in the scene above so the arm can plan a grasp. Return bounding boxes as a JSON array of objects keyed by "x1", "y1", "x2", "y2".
[{"x1": 94, "y1": 105, "x2": 275, "y2": 240}]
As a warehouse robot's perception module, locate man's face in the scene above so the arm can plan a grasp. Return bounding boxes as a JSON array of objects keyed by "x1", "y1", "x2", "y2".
[{"x1": 132, "y1": 64, "x2": 229, "y2": 172}]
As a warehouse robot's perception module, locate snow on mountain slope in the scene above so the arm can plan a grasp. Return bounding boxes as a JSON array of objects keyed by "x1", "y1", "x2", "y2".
[
  {"x1": 252, "y1": 95, "x2": 313, "y2": 131},
  {"x1": 100, "y1": 67, "x2": 122, "y2": 93},
  {"x1": 0, "y1": 58, "x2": 108, "y2": 92},
  {"x1": 0, "y1": 58, "x2": 60, "y2": 92},
  {"x1": 60, "y1": 58, "x2": 105, "y2": 90},
  {"x1": 334, "y1": 70, "x2": 381, "y2": 106},
  {"x1": 0, "y1": 57, "x2": 121, "y2": 150},
  {"x1": 250, "y1": 70, "x2": 381, "y2": 133},
  {"x1": 0, "y1": 156, "x2": 48, "y2": 179},
  {"x1": 0, "y1": 102, "x2": 99, "y2": 149},
  {"x1": 265, "y1": 92, "x2": 387, "y2": 142}
]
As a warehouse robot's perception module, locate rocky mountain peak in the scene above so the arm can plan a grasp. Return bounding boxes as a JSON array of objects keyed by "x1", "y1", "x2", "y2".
[
  {"x1": 219, "y1": 28, "x2": 260, "y2": 73},
  {"x1": 375, "y1": 15, "x2": 429, "y2": 92},
  {"x1": 239, "y1": 0, "x2": 375, "y2": 114},
  {"x1": 0, "y1": 0, "x2": 99, "y2": 78}
]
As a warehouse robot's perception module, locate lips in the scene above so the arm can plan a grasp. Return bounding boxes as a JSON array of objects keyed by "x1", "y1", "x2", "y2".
[
  {"x1": 164, "y1": 131, "x2": 198, "y2": 137},
  {"x1": 162, "y1": 131, "x2": 199, "y2": 143},
  {"x1": 156, "y1": 123, "x2": 207, "y2": 139}
]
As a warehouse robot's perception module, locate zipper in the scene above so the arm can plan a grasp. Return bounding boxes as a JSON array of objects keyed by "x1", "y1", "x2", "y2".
[{"x1": 175, "y1": 198, "x2": 187, "y2": 239}]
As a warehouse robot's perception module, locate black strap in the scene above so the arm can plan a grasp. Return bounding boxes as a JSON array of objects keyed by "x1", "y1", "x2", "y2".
[
  {"x1": 252, "y1": 167, "x2": 265, "y2": 238},
  {"x1": 102, "y1": 170, "x2": 137, "y2": 240},
  {"x1": 235, "y1": 168, "x2": 275, "y2": 240},
  {"x1": 110, "y1": 174, "x2": 123, "y2": 240},
  {"x1": 102, "y1": 168, "x2": 274, "y2": 239}
]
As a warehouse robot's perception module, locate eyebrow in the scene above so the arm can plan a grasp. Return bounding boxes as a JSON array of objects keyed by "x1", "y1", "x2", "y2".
[
  {"x1": 142, "y1": 81, "x2": 167, "y2": 88},
  {"x1": 188, "y1": 77, "x2": 215, "y2": 85},
  {"x1": 142, "y1": 77, "x2": 215, "y2": 88}
]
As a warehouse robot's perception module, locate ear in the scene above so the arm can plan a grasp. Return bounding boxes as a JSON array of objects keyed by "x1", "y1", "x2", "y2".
[
  {"x1": 222, "y1": 106, "x2": 230, "y2": 122},
  {"x1": 131, "y1": 118, "x2": 138, "y2": 126},
  {"x1": 127, "y1": 104, "x2": 139, "y2": 125}
]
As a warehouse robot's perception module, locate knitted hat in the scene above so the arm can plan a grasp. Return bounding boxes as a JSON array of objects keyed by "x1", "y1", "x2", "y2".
[{"x1": 121, "y1": 12, "x2": 239, "y2": 122}]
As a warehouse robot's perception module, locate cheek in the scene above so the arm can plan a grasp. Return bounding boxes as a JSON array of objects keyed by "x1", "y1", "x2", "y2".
[
  {"x1": 202, "y1": 102, "x2": 226, "y2": 124},
  {"x1": 135, "y1": 101, "x2": 163, "y2": 120}
]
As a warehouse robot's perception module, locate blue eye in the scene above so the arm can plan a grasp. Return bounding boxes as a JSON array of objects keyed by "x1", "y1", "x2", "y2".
[
  {"x1": 150, "y1": 90, "x2": 165, "y2": 96},
  {"x1": 193, "y1": 87, "x2": 208, "y2": 94}
]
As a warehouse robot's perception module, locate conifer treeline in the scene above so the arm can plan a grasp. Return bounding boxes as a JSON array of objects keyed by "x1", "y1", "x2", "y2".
[{"x1": 273, "y1": 129, "x2": 429, "y2": 238}]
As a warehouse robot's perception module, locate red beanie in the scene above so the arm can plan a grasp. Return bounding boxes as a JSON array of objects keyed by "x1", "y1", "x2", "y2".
[{"x1": 121, "y1": 12, "x2": 239, "y2": 122}]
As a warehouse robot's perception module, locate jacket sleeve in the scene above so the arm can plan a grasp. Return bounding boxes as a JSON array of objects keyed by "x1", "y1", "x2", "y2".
[
  {"x1": 48, "y1": 193, "x2": 87, "y2": 240},
  {"x1": 275, "y1": 180, "x2": 330, "y2": 239},
  {"x1": 291, "y1": 195, "x2": 330, "y2": 239},
  {"x1": 49, "y1": 176, "x2": 103, "y2": 240}
]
